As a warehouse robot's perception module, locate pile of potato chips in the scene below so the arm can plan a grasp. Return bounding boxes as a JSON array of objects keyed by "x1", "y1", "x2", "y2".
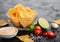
[{"x1": 7, "y1": 4, "x2": 36, "y2": 28}]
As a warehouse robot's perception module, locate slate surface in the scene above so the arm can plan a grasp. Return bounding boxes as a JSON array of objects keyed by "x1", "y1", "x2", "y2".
[{"x1": 0, "y1": 0, "x2": 60, "y2": 42}]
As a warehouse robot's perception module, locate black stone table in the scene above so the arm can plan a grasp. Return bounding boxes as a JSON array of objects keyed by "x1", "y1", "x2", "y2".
[{"x1": 0, "y1": 0, "x2": 60, "y2": 42}]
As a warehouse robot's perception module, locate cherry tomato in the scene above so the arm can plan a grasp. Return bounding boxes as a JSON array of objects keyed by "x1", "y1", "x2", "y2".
[
  {"x1": 47, "y1": 31, "x2": 56, "y2": 38},
  {"x1": 34, "y1": 26, "x2": 42, "y2": 35},
  {"x1": 34, "y1": 26, "x2": 42, "y2": 31},
  {"x1": 34, "y1": 30, "x2": 42, "y2": 35}
]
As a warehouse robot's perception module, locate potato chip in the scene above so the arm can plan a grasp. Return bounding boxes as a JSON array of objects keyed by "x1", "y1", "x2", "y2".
[
  {"x1": 17, "y1": 35, "x2": 29, "y2": 41},
  {"x1": 54, "y1": 19, "x2": 60, "y2": 25},
  {"x1": 7, "y1": 8, "x2": 20, "y2": 27},
  {"x1": 14, "y1": 4, "x2": 25, "y2": 11},
  {"x1": 24, "y1": 39, "x2": 34, "y2": 42},
  {"x1": 17, "y1": 35, "x2": 34, "y2": 42},
  {"x1": 0, "y1": 19, "x2": 8, "y2": 26}
]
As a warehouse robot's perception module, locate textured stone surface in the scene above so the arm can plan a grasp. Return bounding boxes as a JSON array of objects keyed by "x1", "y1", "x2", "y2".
[{"x1": 0, "y1": 0, "x2": 60, "y2": 42}]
